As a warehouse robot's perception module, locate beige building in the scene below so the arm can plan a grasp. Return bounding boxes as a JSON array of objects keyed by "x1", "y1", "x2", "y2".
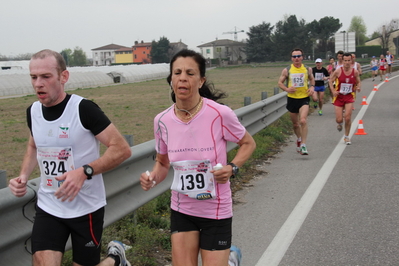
[
  {"x1": 365, "y1": 29, "x2": 399, "y2": 56},
  {"x1": 92, "y1": 44, "x2": 130, "y2": 66}
]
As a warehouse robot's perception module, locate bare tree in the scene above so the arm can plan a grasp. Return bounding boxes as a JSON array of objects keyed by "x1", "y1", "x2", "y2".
[{"x1": 376, "y1": 19, "x2": 399, "y2": 52}]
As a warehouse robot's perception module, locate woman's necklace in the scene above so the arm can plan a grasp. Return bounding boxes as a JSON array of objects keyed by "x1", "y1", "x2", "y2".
[{"x1": 175, "y1": 97, "x2": 203, "y2": 121}]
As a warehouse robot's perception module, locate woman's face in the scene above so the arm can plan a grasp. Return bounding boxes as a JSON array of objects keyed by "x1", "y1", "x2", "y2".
[
  {"x1": 330, "y1": 58, "x2": 335, "y2": 64},
  {"x1": 170, "y1": 57, "x2": 205, "y2": 101}
]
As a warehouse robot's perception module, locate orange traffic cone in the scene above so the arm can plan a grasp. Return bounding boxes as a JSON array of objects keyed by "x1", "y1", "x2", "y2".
[
  {"x1": 355, "y1": 120, "x2": 368, "y2": 135},
  {"x1": 385, "y1": 76, "x2": 389, "y2": 82},
  {"x1": 373, "y1": 84, "x2": 378, "y2": 91},
  {"x1": 360, "y1": 96, "x2": 368, "y2": 105}
]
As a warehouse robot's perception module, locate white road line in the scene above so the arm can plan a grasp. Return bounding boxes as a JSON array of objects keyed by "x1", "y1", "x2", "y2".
[{"x1": 254, "y1": 77, "x2": 396, "y2": 266}]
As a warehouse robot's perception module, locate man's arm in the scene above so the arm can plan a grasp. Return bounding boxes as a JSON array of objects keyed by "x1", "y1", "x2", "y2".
[
  {"x1": 307, "y1": 67, "x2": 315, "y2": 95},
  {"x1": 90, "y1": 123, "x2": 132, "y2": 174},
  {"x1": 277, "y1": 68, "x2": 288, "y2": 91},
  {"x1": 278, "y1": 68, "x2": 296, "y2": 93},
  {"x1": 329, "y1": 69, "x2": 340, "y2": 97},
  {"x1": 354, "y1": 70, "x2": 361, "y2": 92},
  {"x1": 55, "y1": 123, "x2": 131, "y2": 202},
  {"x1": 8, "y1": 136, "x2": 38, "y2": 197}
]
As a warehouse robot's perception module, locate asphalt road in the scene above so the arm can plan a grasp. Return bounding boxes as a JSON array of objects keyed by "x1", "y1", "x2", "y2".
[{"x1": 232, "y1": 72, "x2": 399, "y2": 266}]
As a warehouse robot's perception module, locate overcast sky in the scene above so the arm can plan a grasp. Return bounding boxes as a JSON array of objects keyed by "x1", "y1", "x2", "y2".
[{"x1": 1, "y1": 0, "x2": 398, "y2": 58}]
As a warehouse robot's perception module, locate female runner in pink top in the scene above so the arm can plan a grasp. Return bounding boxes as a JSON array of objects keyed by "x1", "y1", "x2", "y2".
[{"x1": 140, "y1": 49, "x2": 256, "y2": 266}]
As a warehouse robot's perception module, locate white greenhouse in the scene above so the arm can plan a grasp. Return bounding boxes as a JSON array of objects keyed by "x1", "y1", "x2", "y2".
[{"x1": 0, "y1": 63, "x2": 169, "y2": 98}]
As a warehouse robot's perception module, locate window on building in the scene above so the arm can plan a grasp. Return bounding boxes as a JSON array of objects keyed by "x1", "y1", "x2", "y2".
[
  {"x1": 206, "y1": 49, "x2": 210, "y2": 54},
  {"x1": 216, "y1": 47, "x2": 221, "y2": 53},
  {"x1": 143, "y1": 51, "x2": 146, "y2": 54}
]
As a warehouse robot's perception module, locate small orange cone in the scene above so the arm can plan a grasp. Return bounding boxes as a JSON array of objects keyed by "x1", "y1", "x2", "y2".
[
  {"x1": 385, "y1": 76, "x2": 389, "y2": 82},
  {"x1": 355, "y1": 120, "x2": 368, "y2": 135},
  {"x1": 360, "y1": 96, "x2": 368, "y2": 105},
  {"x1": 373, "y1": 84, "x2": 378, "y2": 91}
]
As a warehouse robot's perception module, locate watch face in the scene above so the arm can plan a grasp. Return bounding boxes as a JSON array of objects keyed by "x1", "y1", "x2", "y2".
[
  {"x1": 233, "y1": 166, "x2": 239, "y2": 175},
  {"x1": 85, "y1": 166, "x2": 93, "y2": 175}
]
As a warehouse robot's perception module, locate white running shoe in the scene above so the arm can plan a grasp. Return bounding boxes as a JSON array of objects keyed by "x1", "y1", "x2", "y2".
[
  {"x1": 107, "y1": 241, "x2": 131, "y2": 266},
  {"x1": 344, "y1": 137, "x2": 351, "y2": 145},
  {"x1": 229, "y1": 245, "x2": 242, "y2": 266},
  {"x1": 299, "y1": 145, "x2": 309, "y2": 155}
]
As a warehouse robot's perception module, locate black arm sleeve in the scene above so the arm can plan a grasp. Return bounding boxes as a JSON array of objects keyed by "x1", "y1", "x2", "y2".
[
  {"x1": 79, "y1": 99, "x2": 111, "y2": 136},
  {"x1": 27, "y1": 105, "x2": 33, "y2": 134}
]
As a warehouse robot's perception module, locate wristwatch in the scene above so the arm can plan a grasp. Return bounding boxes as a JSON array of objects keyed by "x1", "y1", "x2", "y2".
[
  {"x1": 83, "y1": 164, "x2": 94, "y2": 180},
  {"x1": 227, "y1": 163, "x2": 239, "y2": 178}
]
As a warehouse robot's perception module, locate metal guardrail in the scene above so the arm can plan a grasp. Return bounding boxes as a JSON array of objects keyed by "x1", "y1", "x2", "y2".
[
  {"x1": 0, "y1": 91, "x2": 288, "y2": 265},
  {"x1": 360, "y1": 60, "x2": 399, "y2": 74}
]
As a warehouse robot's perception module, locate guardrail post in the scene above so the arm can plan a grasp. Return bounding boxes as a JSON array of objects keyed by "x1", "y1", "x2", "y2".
[
  {"x1": 123, "y1": 134, "x2": 136, "y2": 224},
  {"x1": 124, "y1": 135, "x2": 134, "y2": 147},
  {"x1": 261, "y1": 92, "x2": 268, "y2": 100},
  {"x1": 0, "y1": 170, "x2": 6, "y2": 189},
  {"x1": 244, "y1": 97, "x2": 251, "y2": 106},
  {"x1": 274, "y1": 87, "x2": 280, "y2": 95}
]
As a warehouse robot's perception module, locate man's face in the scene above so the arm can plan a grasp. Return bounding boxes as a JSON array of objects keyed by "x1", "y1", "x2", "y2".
[
  {"x1": 343, "y1": 55, "x2": 352, "y2": 68},
  {"x1": 29, "y1": 56, "x2": 68, "y2": 107},
  {"x1": 291, "y1": 51, "x2": 303, "y2": 64}
]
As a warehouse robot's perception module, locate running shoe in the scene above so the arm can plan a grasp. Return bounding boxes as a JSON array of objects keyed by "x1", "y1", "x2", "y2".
[
  {"x1": 318, "y1": 110, "x2": 323, "y2": 116},
  {"x1": 229, "y1": 245, "x2": 242, "y2": 266},
  {"x1": 300, "y1": 145, "x2": 308, "y2": 155},
  {"x1": 372, "y1": 78, "x2": 375, "y2": 81},
  {"x1": 107, "y1": 241, "x2": 131, "y2": 266},
  {"x1": 344, "y1": 137, "x2": 351, "y2": 145},
  {"x1": 337, "y1": 124, "x2": 343, "y2": 132},
  {"x1": 296, "y1": 139, "x2": 301, "y2": 153},
  {"x1": 314, "y1": 104, "x2": 318, "y2": 109}
]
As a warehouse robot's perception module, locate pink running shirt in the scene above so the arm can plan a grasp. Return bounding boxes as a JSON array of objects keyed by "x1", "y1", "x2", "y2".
[{"x1": 154, "y1": 98, "x2": 246, "y2": 219}]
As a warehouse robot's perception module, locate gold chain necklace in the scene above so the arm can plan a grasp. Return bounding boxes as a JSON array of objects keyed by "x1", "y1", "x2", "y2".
[{"x1": 175, "y1": 97, "x2": 203, "y2": 121}]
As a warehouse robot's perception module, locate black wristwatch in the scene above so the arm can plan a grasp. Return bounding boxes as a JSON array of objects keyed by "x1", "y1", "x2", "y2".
[
  {"x1": 83, "y1": 164, "x2": 94, "y2": 180},
  {"x1": 227, "y1": 163, "x2": 239, "y2": 178}
]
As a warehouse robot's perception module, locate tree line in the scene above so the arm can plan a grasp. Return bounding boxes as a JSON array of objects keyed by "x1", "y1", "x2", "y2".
[{"x1": 1, "y1": 16, "x2": 397, "y2": 65}]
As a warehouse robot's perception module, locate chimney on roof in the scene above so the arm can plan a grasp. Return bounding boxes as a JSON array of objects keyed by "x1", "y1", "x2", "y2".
[{"x1": 141, "y1": 40, "x2": 144, "y2": 43}]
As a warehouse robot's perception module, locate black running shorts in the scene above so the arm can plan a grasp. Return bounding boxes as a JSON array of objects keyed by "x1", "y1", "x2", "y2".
[
  {"x1": 31, "y1": 206, "x2": 104, "y2": 265},
  {"x1": 170, "y1": 209, "x2": 232, "y2": 251}
]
